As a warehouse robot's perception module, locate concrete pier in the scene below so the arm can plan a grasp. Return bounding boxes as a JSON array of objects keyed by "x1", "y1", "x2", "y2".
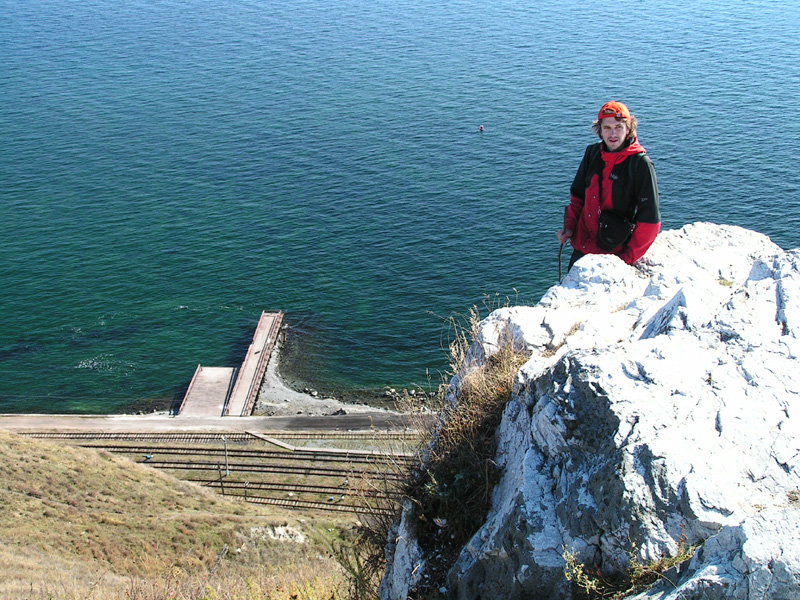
[
  {"x1": 178, "y1": 366, "x2": 236, "y2": 417},
  {"x1": 178, "y1": 311, "x2": 283, "y2": 418}
]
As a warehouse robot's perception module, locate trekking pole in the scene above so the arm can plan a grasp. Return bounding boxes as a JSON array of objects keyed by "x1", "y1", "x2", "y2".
[{"x1": 558, "y1": 206, "x2": 569, "y2": 281}]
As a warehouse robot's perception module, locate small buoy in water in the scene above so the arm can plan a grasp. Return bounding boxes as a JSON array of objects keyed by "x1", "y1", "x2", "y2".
[{"x1": 479, "y1": 124, "x2": 484, "y2": 132}]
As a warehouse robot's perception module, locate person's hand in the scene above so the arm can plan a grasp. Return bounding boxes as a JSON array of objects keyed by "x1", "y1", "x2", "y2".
[{"x1": 556, "y1": 228, "x2": 572, "y2": 244}]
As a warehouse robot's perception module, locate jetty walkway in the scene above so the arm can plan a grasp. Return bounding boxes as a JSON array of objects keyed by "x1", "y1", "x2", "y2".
[{"x1": 178, "y1": 311, "x2": 283, "y2": 418}]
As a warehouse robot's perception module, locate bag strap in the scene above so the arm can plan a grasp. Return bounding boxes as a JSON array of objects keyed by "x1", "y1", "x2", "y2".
[{"x1": 625, "y1": 152, "x2": 645, "y2": 221}]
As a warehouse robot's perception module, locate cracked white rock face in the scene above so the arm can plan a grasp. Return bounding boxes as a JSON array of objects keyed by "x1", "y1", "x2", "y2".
[
  {"x1": 628, "y1": 505, "x2": 800, "y2": 600},
  {"x1": 380, "y1": 223, "x2": 800, "y2": 600}
]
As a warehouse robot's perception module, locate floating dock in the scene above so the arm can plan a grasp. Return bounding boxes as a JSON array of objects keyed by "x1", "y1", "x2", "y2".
[{"x1": 177, "y1": 311, "x2": 283, "y2": 418}]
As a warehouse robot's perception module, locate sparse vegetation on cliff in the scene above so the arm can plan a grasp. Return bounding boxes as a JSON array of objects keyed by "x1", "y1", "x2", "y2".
[
  {"x1": 562, "y1": 532, "x2": 698, "y2": 600},
  {"x1": 400, "y1": 307, "x2": 530, "y2": 598}
]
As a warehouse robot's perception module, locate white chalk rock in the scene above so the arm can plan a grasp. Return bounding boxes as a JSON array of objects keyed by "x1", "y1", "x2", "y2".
[
  {"x1": 380, "y1": 223, "x2": 800, "y2": 600},
  {"x1": 629, "y1": 505, "x2": 800, "y2": 599}
]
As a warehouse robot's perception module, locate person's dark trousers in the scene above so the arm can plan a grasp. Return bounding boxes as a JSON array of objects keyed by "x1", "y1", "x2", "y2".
[{"x1": 568, "y1": 250, "x2": 585, "y2": 271}]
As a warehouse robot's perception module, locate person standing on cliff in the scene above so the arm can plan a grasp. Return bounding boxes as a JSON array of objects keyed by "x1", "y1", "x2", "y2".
[{"x1": 557, "y1": 101, "x2": 661, "y2": 270}]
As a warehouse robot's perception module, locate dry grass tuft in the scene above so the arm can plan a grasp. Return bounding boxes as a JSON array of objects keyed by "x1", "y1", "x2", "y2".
[
  {"x1": 563, "y1": 530, "x2": 699, "y2": 600},
  {"x1": 319, "y1": 426, "x2": 421, "y2": 600},
  {"x1": 398, "y1": 306, "x2": 530, "y2": 597}
]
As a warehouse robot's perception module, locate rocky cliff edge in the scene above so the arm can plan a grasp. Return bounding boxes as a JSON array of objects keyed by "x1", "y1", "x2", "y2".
[{"x1": 381, "y1": 222, "x2": 800, "y2": 600}]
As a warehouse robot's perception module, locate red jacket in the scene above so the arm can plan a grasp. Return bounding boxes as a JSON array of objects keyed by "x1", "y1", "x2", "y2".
[{"x1": 565, "y1": 139, "x2": 660, "y2": 264}]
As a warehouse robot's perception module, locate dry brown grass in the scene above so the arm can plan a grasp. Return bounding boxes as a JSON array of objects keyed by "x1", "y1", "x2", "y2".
[
  {"x1": 0, "y1": 430, "x2": 352, "y2": 599},
  {"x1": 391, "y1": 307, "x2": 530, "y2": 598}
]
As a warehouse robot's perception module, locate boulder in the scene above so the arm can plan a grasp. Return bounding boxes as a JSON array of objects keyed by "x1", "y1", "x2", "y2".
[{"x1": 380, "y1": 223, "x2": 800, "y2": 600}]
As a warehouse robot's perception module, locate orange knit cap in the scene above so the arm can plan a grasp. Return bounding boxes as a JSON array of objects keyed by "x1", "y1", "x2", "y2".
[{"x1": 597, "y1": 101, "x2": 631, "y2": 120}]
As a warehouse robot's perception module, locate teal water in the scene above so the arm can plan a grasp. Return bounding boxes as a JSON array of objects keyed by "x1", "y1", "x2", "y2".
[{"x1": 2, "y1": 0, "x2": 799, "y2": 413}]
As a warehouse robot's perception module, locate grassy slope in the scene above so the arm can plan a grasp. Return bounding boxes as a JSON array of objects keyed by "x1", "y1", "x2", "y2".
[{"x1": 0, "y1": 430, "x2": 349, "y2": 599}]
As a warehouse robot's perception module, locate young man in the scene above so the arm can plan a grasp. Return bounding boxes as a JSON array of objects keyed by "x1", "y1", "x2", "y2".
[{"x1": 557, "y1": 101, "x2": 661, "y2": 269}]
